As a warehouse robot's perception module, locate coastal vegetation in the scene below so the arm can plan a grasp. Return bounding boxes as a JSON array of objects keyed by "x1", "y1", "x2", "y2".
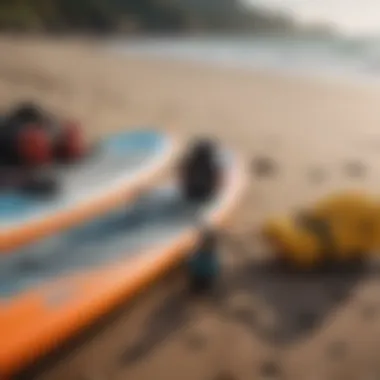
[{"x1": 0, "y1": 0, "x2": 328, "y2": 35}]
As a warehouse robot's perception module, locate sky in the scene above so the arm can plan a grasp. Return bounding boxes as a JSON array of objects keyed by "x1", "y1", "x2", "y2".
[{"x1": 244, "y1": 0, "x2": 380, "y2": 36}]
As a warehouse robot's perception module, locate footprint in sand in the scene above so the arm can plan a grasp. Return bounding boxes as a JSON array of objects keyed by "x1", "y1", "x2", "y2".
[
  {"x1": 231, "y1": 305, "x2": 257, "y2": 326},
  {"x1": 296, "y1": 311, "x2": 318, "y2": 332},
  {"x1": 361, "y1": 303, "x2": 378, "y2": 320},
  {"x1": 184, "y1": 332, "x2": 207, "y2": 351},
  {"x1": 326, "y1": 340, "x2": 347, "y2": 361},
  {"x1": 259, "y1": 359, "x2": 282, "y2": 379},
  {"x1": 307, "y1": 166, "x2": 327, "y2": 185},
  {"x1": 251, "y1": 156, "x2": 278, "y2": 179},
  {"x1": 344, "y1": 160, "x2": 367, "y2": 178},
  {"x1": 212, "y1": 372, "x2": 238, "y2": 380}
]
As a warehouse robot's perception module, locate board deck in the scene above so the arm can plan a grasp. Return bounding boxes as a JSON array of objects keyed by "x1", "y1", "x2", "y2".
[
  {"x1": 0, "y1": 148, "x2": 246, "y2": 378},
  {"x1": 0, "y1": 130, "x2": 179, "y2": 253}
]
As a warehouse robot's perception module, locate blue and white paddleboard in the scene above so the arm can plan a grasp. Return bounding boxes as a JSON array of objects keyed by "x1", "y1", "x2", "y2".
[{"x1": 0, "y1": 129, "x2": 179, "y2": 253}]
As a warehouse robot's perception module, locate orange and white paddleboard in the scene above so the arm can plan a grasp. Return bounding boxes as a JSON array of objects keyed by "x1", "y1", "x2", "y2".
[{"x1": 0, "y1": 146, "x2": 247, "y2": 379}]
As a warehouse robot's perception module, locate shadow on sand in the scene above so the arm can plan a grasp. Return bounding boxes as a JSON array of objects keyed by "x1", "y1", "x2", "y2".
[
  {"x1": 118, "y1": 288, "x2": 192, "y2": 367},
  {"x1": 222, "y1": 258, "x2": 375, "y2": 345},
  {"x1": 116, "y1": 234, "x2": 380, "y2": 370}
]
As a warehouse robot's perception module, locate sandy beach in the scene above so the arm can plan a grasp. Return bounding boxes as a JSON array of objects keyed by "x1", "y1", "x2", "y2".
[{"x1": 4, "y1": 36, "x2": 380, "y2": 380}]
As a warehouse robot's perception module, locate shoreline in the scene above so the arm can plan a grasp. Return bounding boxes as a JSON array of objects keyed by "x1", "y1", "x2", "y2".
[
  {"x1": 107, "y1": 35, "x2": 380, "y2": 93},
  {"x1": 111, "y1": 47, "x2": 380, "y2": 94}
]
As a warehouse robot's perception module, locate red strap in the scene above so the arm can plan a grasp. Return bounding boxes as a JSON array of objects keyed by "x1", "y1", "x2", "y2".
[
  {"x1": 17, "y1": 124, "x2": 52, "y2": 165},
  {"x1": 62, "y1": 120, "x2": 86, "y2": 159}
]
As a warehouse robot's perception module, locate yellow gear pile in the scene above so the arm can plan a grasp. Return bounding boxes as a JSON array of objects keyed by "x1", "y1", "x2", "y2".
[{"x1": 262, "y1": 191, "x2": 380, "y2": 268}]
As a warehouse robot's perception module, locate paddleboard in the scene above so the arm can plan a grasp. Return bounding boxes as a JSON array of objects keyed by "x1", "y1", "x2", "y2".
[
  {"x1": 0, "y1": 130, "x2": 179, "y2": 253},
  {"x1": 0, "y1": 146, "x2": 246, "y2": 378}
]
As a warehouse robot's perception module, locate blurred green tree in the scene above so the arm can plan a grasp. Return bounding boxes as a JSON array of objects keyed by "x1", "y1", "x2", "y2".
[{"x1": 0, "y1": 0, "x2": 297, "y2": 34}]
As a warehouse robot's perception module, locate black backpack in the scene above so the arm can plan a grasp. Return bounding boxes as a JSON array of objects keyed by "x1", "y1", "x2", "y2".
[{"x1": 180, "y1": 139, "x2": 220, "y2": 202}]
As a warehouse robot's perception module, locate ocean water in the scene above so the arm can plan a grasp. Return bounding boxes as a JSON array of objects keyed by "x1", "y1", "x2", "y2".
[{"x1": 108, "y1": 34, "x2": 380, "y2": 86}]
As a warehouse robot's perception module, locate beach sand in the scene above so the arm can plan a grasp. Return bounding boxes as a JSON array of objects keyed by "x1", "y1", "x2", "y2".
[{"x1": 3, "y1": 36, "x2": 380, "y2": 380}]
